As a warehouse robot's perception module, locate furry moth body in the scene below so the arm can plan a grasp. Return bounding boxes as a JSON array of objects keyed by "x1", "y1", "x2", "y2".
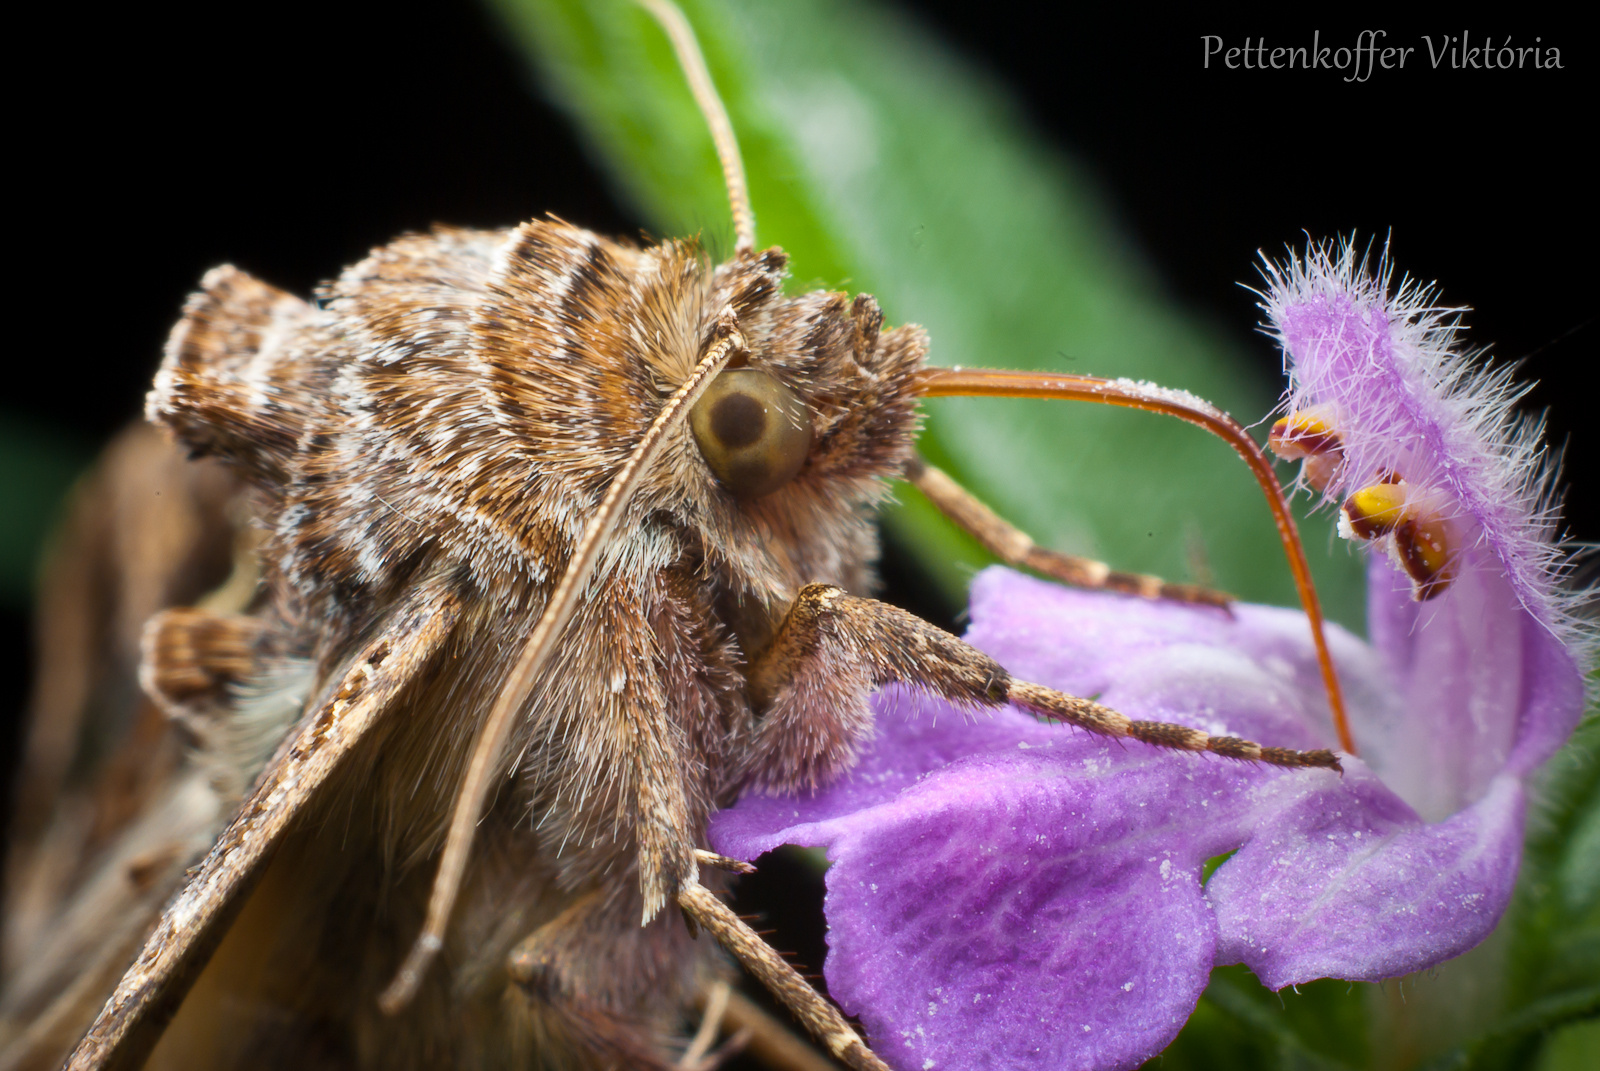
[
  {"x1": 3, "y1": 3, "x2": 1347, "y2": 1068},
  {"x1": 141, "y1": 225, "x2": 932, "y2": 1068}
]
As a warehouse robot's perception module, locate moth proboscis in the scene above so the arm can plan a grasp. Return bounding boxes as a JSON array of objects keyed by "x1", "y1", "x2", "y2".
[{"x1": 3, "y1": 2, "x2": 1348, "y2": 1068}]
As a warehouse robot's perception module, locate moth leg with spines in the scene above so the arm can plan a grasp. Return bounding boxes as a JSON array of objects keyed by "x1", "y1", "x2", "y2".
[{"x1": 742, "y1": 585, "x2": 1338, "y2": 798}]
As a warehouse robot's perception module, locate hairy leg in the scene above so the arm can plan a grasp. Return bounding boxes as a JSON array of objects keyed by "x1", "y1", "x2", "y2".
[{"x1": 742, "y1": 583, "x2": 1339, "y2": 795}]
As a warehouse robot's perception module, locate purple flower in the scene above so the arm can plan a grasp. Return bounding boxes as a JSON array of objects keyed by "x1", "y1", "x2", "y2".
[{"x1": 709, "y1": 242, "x2": 1591, "y2": 1071}]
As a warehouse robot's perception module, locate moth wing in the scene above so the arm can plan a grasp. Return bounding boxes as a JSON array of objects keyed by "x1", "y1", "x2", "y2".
[
  {"x1": 63, "y1": 577, "x2": 464, "y2": 1071},
  {"x1": 5, "y1": 425, "x2": 243, "y2": 878},
  {"x1": 0, "y1": 769, "x2": 223, "y2": 1071},
  {"x1": 0, "y1": 426, "x2": 249, "y2": 1071}
]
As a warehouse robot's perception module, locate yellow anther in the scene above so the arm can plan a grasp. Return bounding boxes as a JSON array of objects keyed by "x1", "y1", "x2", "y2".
[
  {"x1": 1341, "y1": 482, "x2": 1409, "y2": 540},
  {"x1": 1269, "y1": 408, "x2": 1344, "y2": 492},
  {"x1": 1268, "y1": 410, "x2": 1343, "y2": 460},
  {"x1": 1339, "y1": 477, "x2": 1459, "y2": 600}
]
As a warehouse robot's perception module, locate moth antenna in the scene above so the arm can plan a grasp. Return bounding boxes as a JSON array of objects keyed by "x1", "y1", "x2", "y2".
[
  {"x1": 636, "y1": 0, "x2": 756, "y2": 254},
  {"x1": 379, "y1": 313, "x2": 749, "y2": 1013},
  {"x1": 915, "y1": 366, "x2": 1356, "y2": 755}
]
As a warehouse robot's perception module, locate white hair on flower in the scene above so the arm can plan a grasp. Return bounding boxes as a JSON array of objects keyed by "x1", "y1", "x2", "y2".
[{"x1": 1256, "y1": 236, "x2": 1589, "y2": 653}]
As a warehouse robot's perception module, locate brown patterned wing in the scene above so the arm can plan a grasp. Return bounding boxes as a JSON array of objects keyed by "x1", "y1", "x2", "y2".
[
  {"x1": 0, "y1": 426, "x2": 248, "y2": 1071},
  {"x1": 65, "y1": 577, "x2": 464, "y2": 1071}
]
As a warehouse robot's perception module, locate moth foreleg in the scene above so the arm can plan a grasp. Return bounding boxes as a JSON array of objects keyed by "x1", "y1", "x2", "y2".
[
  {"x1": 740, "y1": 585, "x2": 1007, "y2": 793},
  {"x1": 743, "y1": 585, "x2": 1340, "y2": 796},
  {"x1": 676, "y1": 883, "x2": 887, "y2": 1071},
  {"x1": 66, "y1": 576, "x2": 465, "y2": 1071},
  {"x1": 905, "y1": 453, "x2": 1231, "y2": 607}
]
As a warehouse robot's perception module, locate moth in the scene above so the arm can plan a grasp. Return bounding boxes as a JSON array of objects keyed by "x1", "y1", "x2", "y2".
[{"x1": 1, "y1": 2, "x2": 1350, "y2": 1068}]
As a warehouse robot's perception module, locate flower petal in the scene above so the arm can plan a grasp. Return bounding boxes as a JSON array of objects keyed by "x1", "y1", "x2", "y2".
[
  {"x1": 721, "y1": 711, "x2": 1239, "y2": 1071},
  {"x1": 823, "y1": 751, "x2": 1228, "y2": 1071},
  {"x1": 1261, "y1": 240, "x2": 1586, "y2": 649},
  {"x1": 711, "y1": 565, "x2": 1580, "y2": 1068},
  {"x1": 1363, "y1": 554, "x2": 1586, "y2": 817},
  {"x1": 1210, "y1": 768, "x2": 1524, "y2": 987},
  {"x1": 712, "y1": 241, "x2": 1592, "y2": 1071}
]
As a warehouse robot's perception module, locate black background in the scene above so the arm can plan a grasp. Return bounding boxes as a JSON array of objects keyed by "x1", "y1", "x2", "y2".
[
  {"x1": 12, "y1": 3, "x2": 1592, "y2": 493},
  {"x1": 6, "y1": 0, "x2": 1593, "y2": 1041}
]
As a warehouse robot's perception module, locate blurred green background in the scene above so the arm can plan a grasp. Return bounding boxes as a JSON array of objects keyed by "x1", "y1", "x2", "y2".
[{"x1": 5, "y1": 1, "x2": 1593, "y2": 1066}]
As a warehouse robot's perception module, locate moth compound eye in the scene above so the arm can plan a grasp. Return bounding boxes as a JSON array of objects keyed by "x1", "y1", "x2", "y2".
[{"x1": 690, "y1": 368, "x2": 813, "y2": 498}]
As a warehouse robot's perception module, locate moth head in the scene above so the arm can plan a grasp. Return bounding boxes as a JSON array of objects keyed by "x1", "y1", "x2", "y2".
[
  {"x1": 622, "y1": 246, "x2": 927, "y2": 604},
  {"x1": 680, "y1": 252, "x2": 926, "y2": 512}
]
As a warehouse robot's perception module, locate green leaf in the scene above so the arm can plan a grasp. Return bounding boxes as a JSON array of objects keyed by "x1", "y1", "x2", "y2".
[
  {"x1": 485, "y1": 0, "x2": 1364, "y2": 631},
  {"x1": 1534, "y1": 1018, "x2": 1600, "y2": 1071},
  {"x1": 1490, "y1": 710, "x2": 1600, "y2": 1067}
]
